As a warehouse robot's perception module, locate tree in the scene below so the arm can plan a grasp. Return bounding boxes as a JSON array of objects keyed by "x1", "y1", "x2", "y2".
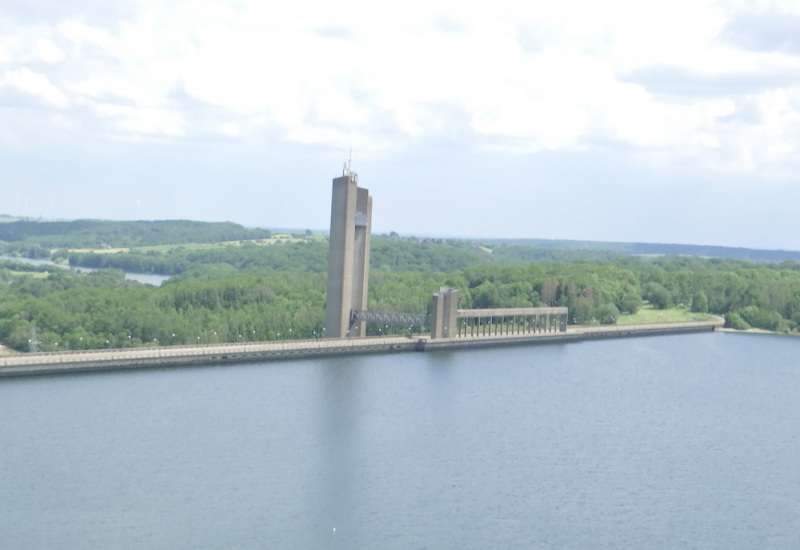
[
  {"x1": 619, "y1": 293, "x2": 642, "y2": 314},
  {"x1": 594, "y1": 303, "x2": 620, "y2": 324},
  {"x1": 736, "y1": 306, "x2": 783, "y2": 331},
  {"x1": 540, "y1": 279, "x2": 558, "y2": 307},
  {"x1": 645, "y1": 282, "x2": 673, "y2": 309},
  {"x1": 724, "y1": 312, "x2": 749, "y2": 330},
  {"x1": 691, "y1": 291, "x2": 709, "y2": 313}
]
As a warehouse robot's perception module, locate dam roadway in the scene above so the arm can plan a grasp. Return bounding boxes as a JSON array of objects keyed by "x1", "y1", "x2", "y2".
[{"x1": 0, "y1": 320, "x2": 722, "y2": 378}]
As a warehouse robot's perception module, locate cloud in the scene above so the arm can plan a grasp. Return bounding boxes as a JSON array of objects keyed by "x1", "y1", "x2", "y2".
[
  {"x1": 717, "y1": 97, "x2": 763, "y2": 125},
  {"x1": 1, "y1": 68, "x2": 69, "y2": 108},
  {"x1": 2, "y1": 0, "x2": 800, "y2": 210},
  {"x1": 0, "y1": 0, "x2": 737, "y2": 156},
  {"x1": 314, "y1": 26, "x2": 356, "y2": 39},
  {"x1": 620, "y1": 65, "x2": 800, "y2": 98},
  {"x1": 721, "y1": 9, "x2": 800, "y2": 55},
  {"x1": 0, "y1": 0, "x2": 141, "y2": 27},
  {"x1": 94, "y1": 104, "x2": 185, "y2": 137},
  {"x1": 515, "y1": 24, "x2": 551, "y2": 54},
  {"x1": 431, "y1": 15, "x2": 469, "y2": 35}
]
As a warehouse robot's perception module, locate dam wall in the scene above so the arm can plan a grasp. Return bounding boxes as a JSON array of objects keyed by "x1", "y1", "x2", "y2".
[
  {"x1": 0, "y1": 321, "x2": 721, "y2": 378},
  {"x1": 418, "y1": 320, "x2": 720, "y2": 351}
]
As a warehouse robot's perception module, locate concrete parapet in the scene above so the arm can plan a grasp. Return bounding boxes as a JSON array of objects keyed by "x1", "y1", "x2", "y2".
[{"x1": 0, "y1": 338, "x2": 418, "y2": 378}]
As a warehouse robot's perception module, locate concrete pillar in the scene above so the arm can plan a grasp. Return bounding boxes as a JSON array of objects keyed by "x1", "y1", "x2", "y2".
[
  {"x1": 443, "y1": 289, "x2": 458, "y2": 338},
  {"x1": 350, "y1": 187, "x2": 372, "y2": 337},
  {"x1": 430, "y1": 288, "x2": 458, "y2": 339},
  {"x1": 325, "y1": 170, "x2": 371, "y2": 338},
  {"x1": 430, "y1": 293, "x2": 444, "y2": 339}
]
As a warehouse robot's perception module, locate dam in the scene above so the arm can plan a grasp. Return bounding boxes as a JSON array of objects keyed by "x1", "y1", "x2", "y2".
[
  {"x1": 0, "y1": 165, "x2": 724, "y2": 378},
  {"x1": 0, "y1": 320, "x2": 721, "y2": 378}
]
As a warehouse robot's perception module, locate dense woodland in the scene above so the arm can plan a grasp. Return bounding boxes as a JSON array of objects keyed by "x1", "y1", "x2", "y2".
[
  {"x1": 0, "y1": 219, "x2": 272, "y2": 257},
  {"x1": 1, "y1": 219, "x2": 800, "y2": 352}
]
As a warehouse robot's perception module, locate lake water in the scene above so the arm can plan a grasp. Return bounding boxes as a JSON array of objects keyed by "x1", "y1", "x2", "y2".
[
  {"x1": 0, "y1": 256, "x2": 169, "y2": 285},
  {"x1": 1, "y1": 332, "x2": 798, "y2": 549}
]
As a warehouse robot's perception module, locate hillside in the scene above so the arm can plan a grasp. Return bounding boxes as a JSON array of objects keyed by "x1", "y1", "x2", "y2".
[{"x1": 481, "y1": 238, "x2": 800, "y2": 263}]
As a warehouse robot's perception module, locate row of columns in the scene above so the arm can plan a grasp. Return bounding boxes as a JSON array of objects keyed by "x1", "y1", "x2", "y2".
[{"x1": 456, "y1": 314, "x2": 566, "y2": 337}]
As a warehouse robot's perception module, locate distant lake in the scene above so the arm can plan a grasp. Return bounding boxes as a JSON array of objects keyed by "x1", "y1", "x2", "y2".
[
  {"x1": 0, "y1": 256, "x2": 169, "y2": 286},
  {"x1": 0, "y1": 332, "x2": 798, "y2": 549}
]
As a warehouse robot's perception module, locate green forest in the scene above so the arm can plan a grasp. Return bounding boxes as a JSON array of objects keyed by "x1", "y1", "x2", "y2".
[
  {"x1": 0, "y1": 219, "x2": 273, "y2": 257},
  {"x1": 1, "y1": 219, "x2": 800, "y2": 352}
]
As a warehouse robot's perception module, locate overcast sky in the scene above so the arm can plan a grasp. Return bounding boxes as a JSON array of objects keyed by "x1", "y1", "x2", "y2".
[{"x1": 2, "y1": 0, "x2": 800, "y2": 249}]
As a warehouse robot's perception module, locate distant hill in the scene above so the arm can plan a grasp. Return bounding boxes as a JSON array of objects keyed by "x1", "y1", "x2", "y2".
[
  {"x1": 2, "y1": 216, "x2": 797, "y2": 264},
  {"x1": 0, "y1": 219, "x2": 272, "y2": 249},
  {"x1": 480, "y1": 238, "x2": 800, "y2": 263}
]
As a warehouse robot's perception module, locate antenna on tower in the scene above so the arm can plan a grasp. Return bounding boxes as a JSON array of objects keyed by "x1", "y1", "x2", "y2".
[
  {"x1": 342, "y1": 148, "x2": 356, "y2": 179},
  {"x1": 343, "y1": 148, "x2": 354, "y2": 176}
]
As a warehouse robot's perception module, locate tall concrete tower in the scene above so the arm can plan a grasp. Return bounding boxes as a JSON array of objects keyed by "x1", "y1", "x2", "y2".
[{"x1": 325, "y1": 166, "x2": 372, "y2": 338}]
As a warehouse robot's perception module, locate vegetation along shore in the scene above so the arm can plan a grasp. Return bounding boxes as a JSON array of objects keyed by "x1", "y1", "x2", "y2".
[{"x1": 1, "y1": 218, "x2": 798, "y2": 353}]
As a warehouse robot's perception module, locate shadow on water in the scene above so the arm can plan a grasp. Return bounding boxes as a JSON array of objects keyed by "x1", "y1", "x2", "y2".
[{"x1": 310, "y1": 354, "x2": 368, "y2": 548}]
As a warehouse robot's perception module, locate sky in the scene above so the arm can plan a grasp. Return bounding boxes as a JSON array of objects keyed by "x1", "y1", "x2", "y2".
[{"x1": 2, "y1": 0, "x2": 800, "y2": 250}]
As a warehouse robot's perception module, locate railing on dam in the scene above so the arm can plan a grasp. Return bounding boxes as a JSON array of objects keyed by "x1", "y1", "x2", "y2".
[
  {"x1": 350, "y1": 309, "x2": 430, "y2": 328},
  {"x1": 419, "y1": 319, "x2": 723, "y2": 351},
  {"x1": 0, "y1": 336, "x2": 422, "y2": 375},
  {"x1": 454, "y1": 319, "x2": 722, "y2": 339},
  {"x1": 569, "y1": 319, "x2": 723, "y2": 336}
]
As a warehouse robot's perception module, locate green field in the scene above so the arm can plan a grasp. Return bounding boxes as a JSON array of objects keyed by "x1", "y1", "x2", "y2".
[
  {"x1": 616, "y1": 304, "x2": 717, "y2": 325},
  {"x1": 68, "y1": 233, "x2": 321, "y2": 254}
]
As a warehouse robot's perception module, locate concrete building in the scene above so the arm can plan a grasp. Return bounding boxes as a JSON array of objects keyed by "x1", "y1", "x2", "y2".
[
  {"x1": 322, "y1": 165, "x2": 565, "y2": 341},
  {"x1": 325, "y1": 166, "x2": 372, "y2": 338}
]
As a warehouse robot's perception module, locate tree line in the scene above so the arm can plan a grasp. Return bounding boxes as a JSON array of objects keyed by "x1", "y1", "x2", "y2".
[
  {"x1": 0, "y1": 219, "x2": 272, "y2": 252},
  {"x1": 2, "y1": 246, "x2": 800, "y2": 351}
]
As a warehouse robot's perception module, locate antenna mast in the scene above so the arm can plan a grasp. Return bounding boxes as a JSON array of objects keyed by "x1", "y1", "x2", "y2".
[{"x1": 343, "y1": 148, "x2": 354, "y2": 176}]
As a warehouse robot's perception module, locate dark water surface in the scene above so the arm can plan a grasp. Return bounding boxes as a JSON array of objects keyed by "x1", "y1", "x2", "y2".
[{"x1": 1, "y1": 332, "x2": 799, "y2": 549}]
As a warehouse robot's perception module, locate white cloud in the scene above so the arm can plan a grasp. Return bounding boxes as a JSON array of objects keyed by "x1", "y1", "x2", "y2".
[
  {"x1": 2, "y1": 0, "x2": 800, "y2": 175},
  {"x1": 0, "y1": 25, "x2": 67, "y2": 68},
  {"x1": 2, "y1": 67, "x2": 69, "y2": 107},
  {"x1": 34, "y1": 39, "x2": 66, "y2": 63},
  {"x1": 57, "y1": 18, "x2": 117, "y2": 49},
  {"x1": 94, "y1": 104, "x2": 184, "y2": 136}
]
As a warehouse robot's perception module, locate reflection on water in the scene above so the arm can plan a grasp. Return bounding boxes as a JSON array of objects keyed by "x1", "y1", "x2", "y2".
[
  {"x1": 313, "y1": 355, "x2": 367, "y2": 548},
  {"x1": 0, "y1": 332, "x2": 798, "y2": 549},
  {"x1": 123, "y1": 272, "x2": 170, "y2": 285}
]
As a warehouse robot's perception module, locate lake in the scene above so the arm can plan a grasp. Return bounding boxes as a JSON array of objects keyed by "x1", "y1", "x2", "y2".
[
  {"x1": 0, "y1": 332, "x2": 798, "y2": 549},
  {"x1": 0, "y1": 256, "x2": 170, "y2": 285}
]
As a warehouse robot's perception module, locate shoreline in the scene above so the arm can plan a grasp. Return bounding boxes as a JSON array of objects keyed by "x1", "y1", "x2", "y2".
[
  {"x1": 715, "y1": 327, "x2": 798, "y2": 337},
  {"x1": 0, "y1": 320, "x2": 721, "y2": 379}
]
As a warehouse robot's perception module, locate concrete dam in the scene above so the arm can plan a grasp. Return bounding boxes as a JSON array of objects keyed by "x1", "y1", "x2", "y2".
[
  {"x1": 0, "y1": 321, "x2": 721, "y2": 378},
  {"x1": 0, "y1": 165, "x2": 724, "y2": 378}
]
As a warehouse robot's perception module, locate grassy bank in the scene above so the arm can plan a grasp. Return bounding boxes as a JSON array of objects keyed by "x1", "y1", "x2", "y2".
[
  {"x1": 617, "y1": 304, "x2": 716, "y2": 325},
  {"x1": 66, "y1": 233, "x2": 318, "y2": 254}
]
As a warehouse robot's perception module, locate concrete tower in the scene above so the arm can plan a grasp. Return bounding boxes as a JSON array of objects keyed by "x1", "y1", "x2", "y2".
[{"x1": 325, "y1": 166, "x2": 372, "y2": 338}]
